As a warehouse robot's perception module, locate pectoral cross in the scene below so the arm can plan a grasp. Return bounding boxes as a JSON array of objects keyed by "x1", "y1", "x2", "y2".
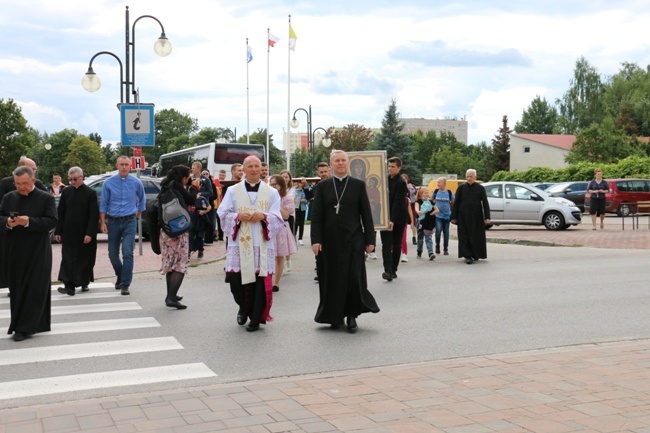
[{"x1": 334, "y1": 203, "x2": 340, "y2": 214}]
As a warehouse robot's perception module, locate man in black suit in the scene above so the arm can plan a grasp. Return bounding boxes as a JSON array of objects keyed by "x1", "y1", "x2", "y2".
[{"x1": 380, "y1": 157, "x2": 408, "y2": 281}]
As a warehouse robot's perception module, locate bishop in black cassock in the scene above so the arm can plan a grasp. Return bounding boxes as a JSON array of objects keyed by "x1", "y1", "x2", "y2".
[
  {"x1": 0, "y1": 171, "x2": 57, "y2": 341},
  {"x1": 55, "y1": 174, "x2": 99, "y2": 294},
  {"x1": 310, "y1": 151, "x2": 379, "y2": 333}
]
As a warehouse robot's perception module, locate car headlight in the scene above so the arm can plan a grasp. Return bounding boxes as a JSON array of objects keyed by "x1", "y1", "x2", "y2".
[{"x1": 553, "y1": 198, "x2": 577, "y2": 207}]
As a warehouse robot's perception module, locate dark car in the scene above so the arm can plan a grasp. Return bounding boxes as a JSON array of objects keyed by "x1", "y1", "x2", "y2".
[
  {"x1": 546, "y1": 181, "x2": 589, "y2": 212},
  {"x1": 528, "y1": 182, "x2": 557, "y2": 191},
  {"x1": 84, "y1": 173, "x2": 161, "y2": 238}
]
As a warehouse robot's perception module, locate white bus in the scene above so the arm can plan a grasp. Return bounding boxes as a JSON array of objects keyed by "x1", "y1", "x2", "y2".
[{"x1": 157, "y1": 142, "x2": 265, "y2": 179}]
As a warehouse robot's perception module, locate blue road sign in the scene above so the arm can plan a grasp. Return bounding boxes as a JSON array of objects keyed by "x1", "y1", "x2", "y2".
[{"x1": 120, "y1": 103, "x2": 155, "y2": 146}]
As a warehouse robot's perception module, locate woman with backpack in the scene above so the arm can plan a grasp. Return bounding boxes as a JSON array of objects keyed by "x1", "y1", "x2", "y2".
[{"x1": 157, "y1": 165, "x2": 201, "y2": 309}]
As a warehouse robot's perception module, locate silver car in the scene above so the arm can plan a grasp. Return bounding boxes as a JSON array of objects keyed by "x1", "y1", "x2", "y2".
[{"x1": 483, "y1": 182, "x2": 582, "y2": 230}]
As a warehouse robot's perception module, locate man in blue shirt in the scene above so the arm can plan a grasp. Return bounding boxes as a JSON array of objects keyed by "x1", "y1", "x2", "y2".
[{"x1": 99, "y1": 156, "x2": 146, "y2": 295}]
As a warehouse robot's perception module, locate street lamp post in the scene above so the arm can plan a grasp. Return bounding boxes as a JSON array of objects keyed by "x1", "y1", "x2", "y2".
[
  {"x1": 290, "y1": 105, "x2": 331, "y2": 175},
  {"x1": 81, "y1": 5, "x2": 172, "y2": 104}
]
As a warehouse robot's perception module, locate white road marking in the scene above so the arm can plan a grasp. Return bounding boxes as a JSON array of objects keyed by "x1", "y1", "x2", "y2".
[
  {"x1": 0, "y1": 337, "x2": 183, "y2": 366},
  {"x1": 0, "y1": 363, "x2": 218, "y2": 400}
]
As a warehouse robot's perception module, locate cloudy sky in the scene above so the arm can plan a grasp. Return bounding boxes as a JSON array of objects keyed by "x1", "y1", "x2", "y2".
[{"x1": 1, "y1": 0, "x2": 649, "y2": 153}]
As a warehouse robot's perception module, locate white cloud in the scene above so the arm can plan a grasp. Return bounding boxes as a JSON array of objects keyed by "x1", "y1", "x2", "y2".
[{"x1": 2, "y1": 0, "x2": 650, "y2": 154}]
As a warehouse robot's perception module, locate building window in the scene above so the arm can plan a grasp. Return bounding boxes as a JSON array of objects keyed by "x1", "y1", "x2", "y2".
[{"x1": 523, "y1": 146, "x2": 530, "y2": 153}]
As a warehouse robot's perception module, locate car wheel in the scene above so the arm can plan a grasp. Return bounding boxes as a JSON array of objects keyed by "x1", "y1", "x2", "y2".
[
  {"x1": 543, "y1": 211, "x2": 565, "y2": 230},
  {"x1": 616, "y1": 203, "x2": 632, "y2": 217}
]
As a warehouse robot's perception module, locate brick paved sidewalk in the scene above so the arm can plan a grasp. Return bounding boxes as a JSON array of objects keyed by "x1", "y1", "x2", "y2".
[{"x1": 2, "y1": 339, "x2": 650, "y2": 432}]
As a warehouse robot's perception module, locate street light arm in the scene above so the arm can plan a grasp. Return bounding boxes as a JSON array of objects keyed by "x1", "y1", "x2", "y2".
[
  {"x1": 129, "y1": 11, "x2": 172, "y2": 100},
  {"x1": 82, "y1": 51, "x2": 124, "y2": 103},
  {"x1": 290, "y1": 107, "x2": 310, "y2": 129},
  {"x1": 313, "y1": 127, "x2": 332, "y2": 148}
]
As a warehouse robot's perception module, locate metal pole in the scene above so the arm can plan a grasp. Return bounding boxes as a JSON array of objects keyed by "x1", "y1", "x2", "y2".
[
  {"x1": 308, "y1": 105, "x2": 313, "y2": 176},
  {"x1": 125, "y1": 6, "x2": 131, "y2": 103}
]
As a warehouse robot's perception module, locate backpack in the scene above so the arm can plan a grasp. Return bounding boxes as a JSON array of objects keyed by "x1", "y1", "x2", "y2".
[
  {"x1": 433, "y1": 188, "x2": 453, "y2": 202},
  {"x1": 157, "y1": 181, "x2": 191, "y2": 237}
]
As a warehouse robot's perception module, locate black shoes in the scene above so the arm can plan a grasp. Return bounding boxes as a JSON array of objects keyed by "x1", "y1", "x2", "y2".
[
  {"x1": 435, "y1": 246, "x2": 441, "y2": 254},
  {"x1": 198, "y1": 250, "x2": 204, "y2": 259},
  {"x1": 444, "y1": 250, "x2": 449, "y2": 255},
  {"x1": 465, "y1": 257, "x2": 474, "y2": 264},
  {"x1": 115, "y1": 278, "x2": 121, "y2": 290},
  {"x1": 346, "y1": 317, "x2": 358, "y2": 334},
  {"x1": 237, "y1": 311, "x2": 247, "y2": 325},
  {"x1": 272, "y1": 285, "x2": 279, "y2": 292},
  {"x1": 429, "y1": 253, "x2": 436, "y2": 261},
  {"x1": 391, "y1": 272, "x2": 398, "y2": 279},
  {"x1": 121, "y1": 286, "x2": 130, "y2": 295},
  {"x1": 13, "y1": 332, "x2": 31, "y2": 342},
  {"x1": 81, "y1": 286, "x2": 89, "y2": 292},
  {"x1": 412, "y1": 236, "x2": 416, "y2": 245},
  {"x1": 57, "y1": 287, "x2": 75, "y2": 296},
  {"x1": 416, "y1": 252, "x2": 422, "y2": 258},
  {"x1": 246, "y1": 323, "x2": 260, "y2": 332},
  {"x1": 165, "y1": 298, "x2": 187, "y2": 309},
  {"x1": 382, "y1": 272, "x2": 393, "y2": 281}
]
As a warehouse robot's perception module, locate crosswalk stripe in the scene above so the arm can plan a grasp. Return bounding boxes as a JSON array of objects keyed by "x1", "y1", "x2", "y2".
[
  {"x1": 0, "y1": 317, "x2": 161, "y2": 338},
  {"x1": 49, "y1": 317, "x2": 161, "y2": 335},
  {"x1": 50, "y1": 292, "x2": 125, "y2": 302},
  {"x1": 0, "y1": 302, "x2": 141, "y2": 319},
  {"x1": 0, "y1": 337, "x2": 183, "y2": 366},
  {"x1": 0, "y1": 363, "x2": 218, "y2": 400}
]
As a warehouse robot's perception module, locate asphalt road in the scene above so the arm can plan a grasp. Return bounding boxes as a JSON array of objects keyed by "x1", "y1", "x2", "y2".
[{"x1": 1, "y1": 227, "x2": 649, "y2": 409}]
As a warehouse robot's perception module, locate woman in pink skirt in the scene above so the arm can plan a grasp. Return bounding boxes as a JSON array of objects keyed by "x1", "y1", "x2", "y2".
[{"x1": 270, "y1": 175, "x2": 297, "y2": 292}]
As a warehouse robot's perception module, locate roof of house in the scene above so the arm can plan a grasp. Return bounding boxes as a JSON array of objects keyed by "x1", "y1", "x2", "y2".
[{"x1": 511, "y1": 134, "x2": 576, "y2": 151}]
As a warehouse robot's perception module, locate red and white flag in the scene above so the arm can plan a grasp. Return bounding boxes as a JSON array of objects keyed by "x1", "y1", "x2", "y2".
[{"x1": 268, "y1": 33, "x2": 280, "y2": 47}]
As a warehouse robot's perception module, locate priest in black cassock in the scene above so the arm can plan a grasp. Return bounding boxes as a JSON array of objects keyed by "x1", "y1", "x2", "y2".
[
  {"x1": 310, "y1": 150, "x2": 379, "y2": 334},
  {"x1": 451, "y1": 168, "x2": 491, "y2": 264},
  {"x1": 0, "y1": 157, "x2": 47, "y2": 290},
  {"x1": 0, "y1": 166, "x2": 57, "y2": 341},
  {"x1": 54, "y1": 166, "x2": 99, "y2": 296}
]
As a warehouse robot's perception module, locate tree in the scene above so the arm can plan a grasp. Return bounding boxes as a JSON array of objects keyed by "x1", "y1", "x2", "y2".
[
  {"x1": 490, "y1": 115, "x2": 511, "y2": 173},
  {"x1": 149, "y1": 109, "x2": 199, "y2": 161},
  {"x1": 514, "y1": 95, "x2": 559, "y2": 134},
  {"x1": 329, "y1": 124, "x2": 374, "y2": 152},
  {"x1": 429, "y1": 145, "x2": 470, "y2": 176},
  {"x1": 565, "y1": 117, "x2": 643, "y2": 164},
  {"x1": 0, "y1": 98, "x2": 33, "y2": 177},
  {"x1": 603, "y1": 62, "x2": 650, "y2": 137},
  {"x1": 239, "y1": 128, "x2": 285, "y2": 174},
  {"x1": 374, "y1": 98, "x2": 420, "y2": 182},
  {"x1": 190, "y1": 127, "x2": 236, "y2": 146},
  {"x1": 556, "y1": 56, "x2": 605, "y2": 134},
  {"x1": 63, "y1": 136, "x2": 107, "y2": 176},
  {"x1": 39, "y1": 129, "x2": 80, "y2": 181}
]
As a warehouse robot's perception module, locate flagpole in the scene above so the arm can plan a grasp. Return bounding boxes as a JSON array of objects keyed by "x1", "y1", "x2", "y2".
[
  {"x1": 246, "y1": 38, "x2": 250, "y2": 145},
  {"x1": 286, "y1": 14, "x2": 291, "y2": 171},
  {"x1": 266, "y1": 28, "x2": 270, "y2": 167}
]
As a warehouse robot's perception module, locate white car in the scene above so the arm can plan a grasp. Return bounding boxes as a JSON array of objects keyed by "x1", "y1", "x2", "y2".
[{"x1": 482, "y1": 182, "x2": 582, "y2": 230}]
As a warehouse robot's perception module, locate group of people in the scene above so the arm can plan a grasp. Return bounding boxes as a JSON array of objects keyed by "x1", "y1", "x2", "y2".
[
  {"x1": 0, "y1": 155, "x2": 147, "y2": 342},
  {"x1": 0, "y1": 149, "x2": 494, "y2": 342}
]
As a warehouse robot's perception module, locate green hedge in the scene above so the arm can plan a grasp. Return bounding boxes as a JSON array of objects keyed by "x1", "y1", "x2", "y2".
[{"x1": 491, "y1": 156, "x2": 650, "y2": 182}]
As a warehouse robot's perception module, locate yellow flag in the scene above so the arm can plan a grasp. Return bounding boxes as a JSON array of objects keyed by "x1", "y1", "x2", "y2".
[{"x1": 289, "y1": 25, "x2": 297, "y2": 51}]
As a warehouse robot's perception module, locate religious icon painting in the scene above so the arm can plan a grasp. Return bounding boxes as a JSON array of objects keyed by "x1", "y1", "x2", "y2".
[{"x1": 347, "y1": 150, "x2": 389, "y2": 230}]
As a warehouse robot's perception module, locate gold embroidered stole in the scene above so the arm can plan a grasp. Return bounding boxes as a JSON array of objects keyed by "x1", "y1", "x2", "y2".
[{"x1": 234, "y1": 181, "x2": 271, "y2": 284}]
